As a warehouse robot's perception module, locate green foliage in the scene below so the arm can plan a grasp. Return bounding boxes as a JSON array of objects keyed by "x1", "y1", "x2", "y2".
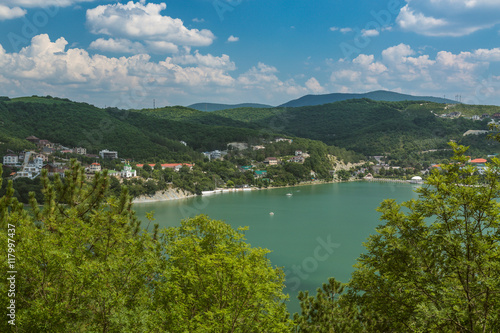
[
  {"x1": 0, "y1": 162, "x2": 290, "y2": 332},
  {"x1": 295, "y1": 143, "x2": 500, "y2": 332},
  {"x1": 148, "y1": 215, "x2": 292, "y2": 332}
]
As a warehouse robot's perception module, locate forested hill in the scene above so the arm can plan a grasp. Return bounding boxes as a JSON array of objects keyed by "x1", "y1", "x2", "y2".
[
  {"x1": 0, "y1": 96, "x2": 273, "y2": 161},
  {"x1": 279, "y1": 90, "x2": 458, "y2": 107},
  {"x1": 134, "y1": 99, "x2": 499, "y2": 157}
]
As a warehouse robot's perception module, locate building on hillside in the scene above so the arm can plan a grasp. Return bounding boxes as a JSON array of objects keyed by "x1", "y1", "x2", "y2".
[
  {"x1": 42, "y1": 164, "x2": 67, "y2": 177},
  {"x1": 275, "y1": 137, "x2": 293, "y2": 143},
  {"x1": 16, "y1": 157, "x2": 44, "y2": 179},
  {"x1": 121, "y1": 164, "x2": 137, "y2": 178},
  {"x1": 37, "y1": 139, "x2": 51, "y2": 148},
  {"x1": 34, "y1": 153, "x2": 48, "y2": 162},
  {"x1": 264, "y1": 157, "x2": 279, "y2": 165},
  {"x1": 289, "y1": 155, "x2": 305, "y2": 163},
  {"x1": 74, "y1": 147, "x2": 87, "y2": 155},
  {"x1": 99, "y1": 149, "x2": 118, "y2": 159},
  {"x1": 295, "y1": 150, "x2": 303, "y2": 156},
  {"x1": 254, "y1": 170, "x2": 268, "y2": 178},
  {"x1": 471, "y1": 115, "x2": 481, "y2": 121},
  {"x1": 161, "y1": 163, "x2": 193, "y2": 171},
  {"x1": 227, "y1": 142, "x2": 249, "y2": 150},
  {"x1": 252, "y1": 145, "x2": 265, "y2": 150},
  {"x1": 2, "y1": 154, "x2": 19, "y2": 166},
  {"x1": 25, "y1": 136, "x2": 40, "y2": 144},
  {"x1": 88, "y1": 163, "x2": 101, "y2": 173}
]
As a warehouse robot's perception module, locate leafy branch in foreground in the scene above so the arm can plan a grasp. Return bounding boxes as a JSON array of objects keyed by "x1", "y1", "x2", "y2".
[
  {"x1": 295, "y1": 142, "x2": 500, "y2": 332},
  {"x1": 0, "y1": 160, "x2": 291, "y2": 332}
]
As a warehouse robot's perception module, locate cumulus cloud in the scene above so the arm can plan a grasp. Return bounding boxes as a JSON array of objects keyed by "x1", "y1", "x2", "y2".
[
  {"x1": 227, "y1": 35, "x2": 239, "y2": 42},
  {"x1": 305, "y1": 77, "x2": 326, "y2": 94},
  {"x1": 0, "y1": 5, "x2": 26, "y2": 20},
  {"x1": 329, "y1": 43, "x2": 500, "y2": 104},
  {"x1": 361, "y1": 29, "x2": 380, "y2": 37},
  {"x1": 87, "y1": 1, "x2": 215, "y2": 54},
  {"x1": 89, "y1": 38, "x2": 146, "y2": 54},
  {"x1": 396, "y1": 0, "x2": 500, "y2": 36},
  {"x1": 0, "y1": 34, "x2": 312, "y2": 107}
]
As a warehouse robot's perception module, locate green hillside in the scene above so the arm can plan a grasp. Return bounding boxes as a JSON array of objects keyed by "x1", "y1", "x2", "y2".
[{"x1": 0, "y1": 97, "x2": 270, "y2": 161}]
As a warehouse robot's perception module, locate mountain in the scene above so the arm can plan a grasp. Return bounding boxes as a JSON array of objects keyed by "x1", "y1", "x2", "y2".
[
  {"x1": 0, "y1": 96, "x2": 269, "y2": 161},
  {"x1": 279, "y1": 90, "x2": 458, "y2": 108},
  {"x1": 188, "y1": 102, "x2": 274, "y2": 112}
]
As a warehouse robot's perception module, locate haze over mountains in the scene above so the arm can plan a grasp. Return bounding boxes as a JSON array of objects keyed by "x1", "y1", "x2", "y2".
[{"x1": 189, "y1": 90, "x2": 460, "y2": 111}]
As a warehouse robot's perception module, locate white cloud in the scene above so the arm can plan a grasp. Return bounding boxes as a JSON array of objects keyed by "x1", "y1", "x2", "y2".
[
  {"x1": 329, "y1": 43, "x2": 500, "y2": 104},
  {"x1": 192, "y1": 18, "x2": 205, "y2": 23},
  {"x1": 89, "y1": 38, "x2": 146, "y2": 54},
  {"x1": 86, "y1": 1, "x2": 215, "y2": 54},
  {"x1": 340, "y1": 28, "x2": 353, "y2": 34},
  {"x1": 305, "y1": 77, "x2": 326, "y2": 94},
  {"x1": 396, "y1": 0, "x2": 500, "y2": 36},
  {"x1": 361, "y1": 29, "x2": 380, "y2": 37},
  {"x1": 329, "y1": 27, "x2": 339, "y2": 32},
  {"x1": 227, "y1": 35, "x2": 239, "y2": 42},
  {"x1": 0, "y1": 34, "x2": 315, "y2": 107},
  {"x1": 171, "y1": 50, "x2": 235, "y2": 70},
  {"x1": 0, "y1": 5, "x2": 26, "y2": 20}
]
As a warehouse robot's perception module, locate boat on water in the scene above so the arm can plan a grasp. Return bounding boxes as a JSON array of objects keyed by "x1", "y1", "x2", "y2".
[
  {"x1": 286, "y1": 193, "x2": 293, "y2": 196},
  {"x1": 269, "y1": 212, "x2": 274, "y2": 216}
]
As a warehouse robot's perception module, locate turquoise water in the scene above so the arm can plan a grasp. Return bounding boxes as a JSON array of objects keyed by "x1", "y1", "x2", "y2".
[{"x1": 133, "y1": 181, "x2": 420, "y2": 314}]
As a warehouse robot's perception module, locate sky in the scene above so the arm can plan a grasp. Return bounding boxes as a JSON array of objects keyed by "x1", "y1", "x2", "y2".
[{"x1": 0, "y1": 0, "x2": 500, "y2": 108}]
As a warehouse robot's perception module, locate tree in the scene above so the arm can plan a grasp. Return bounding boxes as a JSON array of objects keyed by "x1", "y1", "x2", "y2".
[
  {"x1": 1, "y1": 161, "x2": 291, "y2": 332},
  {"x1": 295, "y1": 143, "x2": 500, "y2": 332},
  {"x1": 0, "y1": 160, "x2": 158, "y2": 332},
  {"x1": 147, "y1": 215, "x2": 292, "y2": 332}
]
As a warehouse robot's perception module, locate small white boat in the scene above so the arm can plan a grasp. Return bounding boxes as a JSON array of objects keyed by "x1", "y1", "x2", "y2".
[
  {"x1": 286, "y1": 193, "x2": 293, "y2": 196},
  {"x1": 269, "y1": 212, "x2": 274, "y2": 216}
]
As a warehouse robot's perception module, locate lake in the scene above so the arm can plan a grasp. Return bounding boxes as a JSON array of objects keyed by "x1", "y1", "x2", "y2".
[{"x1": 133, "y1": 181, "x2": 421, "y2": 314}]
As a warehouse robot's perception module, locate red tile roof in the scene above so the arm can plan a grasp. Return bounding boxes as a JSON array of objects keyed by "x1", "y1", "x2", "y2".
[{"x1": 470, "y1": 158, "x2": 487, "y2": 163}]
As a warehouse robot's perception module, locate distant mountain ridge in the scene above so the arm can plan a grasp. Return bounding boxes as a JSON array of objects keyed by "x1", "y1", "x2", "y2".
[
  {"x1": 188, "y1": 102, "x2": 273, "y2": 112},
  {"x1": 279, "y1": 90, "x2": 459, "y2": 108}
]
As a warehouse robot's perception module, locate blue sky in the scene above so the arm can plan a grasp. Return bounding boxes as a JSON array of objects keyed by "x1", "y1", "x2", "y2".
[{"x1": 0, "y1": 0, "x2": 500, "y2": 108}]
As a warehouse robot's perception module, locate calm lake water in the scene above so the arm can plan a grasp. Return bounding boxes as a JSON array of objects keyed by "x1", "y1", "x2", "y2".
[{"x1": 133, "y1": 181, "x2": 421, "y2": 314}]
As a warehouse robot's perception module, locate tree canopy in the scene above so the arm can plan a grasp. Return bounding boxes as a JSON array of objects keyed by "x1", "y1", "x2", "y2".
[
  {"x1": 294, "y1": 143, "x2": 500, "y2": 332},
  {"x1": 0, "y1": 161, "x2": 291, "y2": 332}
]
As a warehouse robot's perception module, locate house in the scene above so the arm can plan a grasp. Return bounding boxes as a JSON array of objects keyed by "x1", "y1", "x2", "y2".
[
  {"x1": 252, "y1": 145, "x2": 265, "y2": 150},
  {"x1": 99, "y1": 149, "x2": 118, "y2": 159},
  {"x1": 239, "y1": 166, "x2": 253, "y2": 172},
  {"x1": 289, "y1": 155, "x2": 305, "y2": 163},
  {"x1": 492, "y1": 113, "x2": 500, "y2": 120},
  {"x1": 42, "y1": 147, "x2": 55, "y2": 154},
  {"x1": 210, "y1": 150, "x2": 223, "y2": 160},
  {"x1": 275, "y1": 138, "x2": 293, "y2": 143},
  {"x1": 74, "y1": 147, "x2": 87, "y2": 155},
  {"x1": 227, "y1": 142, "x2": 248, "y2": 150},
  {"x1": 295, "y1": 150, "x2": 303, "y2": 156},
  {"x1": 120, "y1": 164, "x2": 137, "y2": 178},
  {"x1": 88, "y1": 163, "x2": 101, "y2": 173},
  {"x1": 16, "y1": 157, "x2": 44, "y2": 179},
  {"x1": 25, "y1": 135, "x2": 40, "y2": 144},
  {"x1": 161, "y1": 163, "x2": 194, "y2": 171},
  {"x1": 264, "y1": 157, "x2": 279, "y2": 165},
  {"x1": 471, "y1": 115, "x2": 481, "y2": 121},
  {"x1": 2, "y1": 154, "x2": 19, "y2": 166},
  {"x1": 37, "y1": 139, "x2": 51, "y2": 148},
  {"x1": 254, "y1": 170, "x2": 268, "y2": 178},
  {"x1": 470, "y1": 158, "x2": 487, "y2": 174},
  {"x1": 42, "y1": 164, "x2": 67, "y2": 177},
  {"x1": 34, "y1": 153, "x2": 48, "y2": 162}
]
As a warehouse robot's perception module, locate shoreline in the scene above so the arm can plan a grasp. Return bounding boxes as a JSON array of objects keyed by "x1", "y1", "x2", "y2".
[{"x1": 132, "y1": 178, "x2": 419, "y2": 204}]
